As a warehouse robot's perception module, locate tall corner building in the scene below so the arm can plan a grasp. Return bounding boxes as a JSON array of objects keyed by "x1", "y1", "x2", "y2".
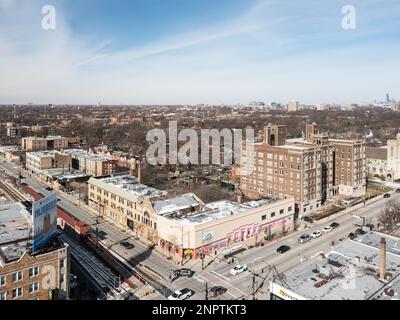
[{"x1": 240, "y1": 122, "x2": 366, "y2": 217}]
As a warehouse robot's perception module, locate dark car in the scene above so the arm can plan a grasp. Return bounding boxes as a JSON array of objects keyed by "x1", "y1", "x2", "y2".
[
  {"x1": 45, "y1": 187, "x2": 53, "y2": 191},
  {"x1": 277, "y1": 245, "x2": 291, "y2": 254},
  {"x1": 396, "y1": 189, "x2": 400, "y2": 193},
  {"x1": 120, "y1": 241, "x2": 135, "y2": 249},
  {"x1": 330, "y1": 222, "x2": 340, "y2": 229},
  {"x1": 174, "y1": 268, "x2": 195, "y2": 278},
  {"x1": 303, "y1": 217, "x2": 314, "y2": 223},
  {"x1": 384, "y1": 193, "x2": 391, "y2": 198},
  {"x1": 348, "y1": 232, "x2": 356, "y2": 240},
  {"x1": 209, "y1": 286, "x2": 227, "y2": 297}
]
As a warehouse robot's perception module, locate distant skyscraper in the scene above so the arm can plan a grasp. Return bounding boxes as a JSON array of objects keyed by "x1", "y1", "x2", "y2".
[
  {"x1": 386, "y1": 93, "x2": 390, "y2": 104},
  {"x1": 287, "y1": 100, "x2": 300, "y2": 112}
]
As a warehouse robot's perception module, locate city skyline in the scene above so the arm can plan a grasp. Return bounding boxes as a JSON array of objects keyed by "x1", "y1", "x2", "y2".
[{"x1": 1, "y1": 0, "x2": 400, "y2": 105}]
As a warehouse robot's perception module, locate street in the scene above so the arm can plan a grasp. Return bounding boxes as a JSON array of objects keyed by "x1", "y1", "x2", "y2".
[{"x1": 0, "y1": 159, "x2": 398, "y2": 300}]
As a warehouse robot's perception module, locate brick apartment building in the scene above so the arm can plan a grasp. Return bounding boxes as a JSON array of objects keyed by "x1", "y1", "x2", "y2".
[
  {"x1": 240, "y1": 123, "x2": 366, "y2": 216},
  {"x1": 0, "y1": 202, "x2": 70, "y2": 301},
  {"x1": 64, "y1": 149, "x2": 117, "y2": 177}
]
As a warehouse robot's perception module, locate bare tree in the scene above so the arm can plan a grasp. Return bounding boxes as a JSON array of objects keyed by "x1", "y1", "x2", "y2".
[{"x1": 379, "y1": 199, "x2": 400, "y2": 233}]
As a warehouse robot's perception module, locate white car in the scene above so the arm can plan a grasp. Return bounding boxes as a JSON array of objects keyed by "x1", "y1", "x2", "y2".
[
  {"x1": 311, "y1": 230, "x2": 322, "y2": 238},
  {"x1": 323, "y1": 226, "x2": 333, "y2": 233},
  {"x1": 230, "y1": 264, "x2": 248, "y2": 276},
  {"x1": 167, "y1": 288, "x2": 194, "y2": 300}
]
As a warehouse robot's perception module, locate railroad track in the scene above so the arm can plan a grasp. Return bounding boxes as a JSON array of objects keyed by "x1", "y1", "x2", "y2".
[
  {"x1": 0, "y1": 180, "x2": 29, "y2": 203},
  {"x1": 59, "y1": 233, "x2": 127, "y2": 298}
]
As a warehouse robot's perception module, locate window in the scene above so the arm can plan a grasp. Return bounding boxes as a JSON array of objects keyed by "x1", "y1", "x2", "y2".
[
  {"x1": 29, "y1": 267, "x2": 39, "y2": 278},
  {"x1": 0, "y1": 275, "x2": 5, "y2": 287},
  {"x1": 12, "y1": 271, "x2": 22, "y2": 283},
  {"x1": 60, "y1": 259, "x2": 65, "y2": 269},
  {"x1": 280, "y1": 209, "x2": 284, "y2": 215},
  {"x1": 288, "y1": 207, "x2": 292, "y2": 212},
  {"x1": 261, "y1": 215, "x2": 267, "y2": 221},
  {"x1": 0, "y1": 291, "x2": 6, "y2": 300},
  {"x1": 12, "y1": 287, "x2": 23, "y2": 299},
  {"x1": 29, "y1": 282, "x2": 39, "y2": 294},
  {"x1": 271, "y1": 212, "x2": 276, "y2": 218}
]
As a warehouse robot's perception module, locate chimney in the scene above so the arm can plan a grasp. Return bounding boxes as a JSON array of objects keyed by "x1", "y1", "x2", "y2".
[{"x1": 380, "y1": 237, "x2": 387, "y2": 282}]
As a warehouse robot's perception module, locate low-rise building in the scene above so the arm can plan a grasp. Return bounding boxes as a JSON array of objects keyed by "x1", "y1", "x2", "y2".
[
  {"x1": 0, "y1": 201, "x2": 70, "y2": 300},
  {"x1": 21, "y1": 136, "x2": 69, "y2": 152},
  {"x1": 26, "y1": 151, "x2": 72, "y2": 174},
  {"x1": 366, "y1": 146, "x2": 388, "y2": 179},
  {"x1": 270, "y1": 232, "x2": 400, "y2": 300},
  {"x1": 0, "y1": 146, "x2": 22, "y2": 163},
  {"x1": 88, "y1": 174, "x2": 295, "y2": 258},
  {"x1": 64, "y1": 149, "x2": 117, "y2": 177}
]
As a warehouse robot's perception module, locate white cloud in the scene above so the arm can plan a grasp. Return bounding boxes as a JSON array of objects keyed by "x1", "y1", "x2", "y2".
[{"x1": 0, "y1": 0, "x2": 399, "y2": 105}]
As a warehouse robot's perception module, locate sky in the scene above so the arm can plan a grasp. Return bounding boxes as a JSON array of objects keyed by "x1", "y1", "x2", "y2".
[{"x1": 0, "y1": 0, "x2": 400, "y2": 105}]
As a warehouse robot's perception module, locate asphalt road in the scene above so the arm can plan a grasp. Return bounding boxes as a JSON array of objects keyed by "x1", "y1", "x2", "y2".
[{"x1": 0, "y1": 159, "x2": 398, "y2": 300}]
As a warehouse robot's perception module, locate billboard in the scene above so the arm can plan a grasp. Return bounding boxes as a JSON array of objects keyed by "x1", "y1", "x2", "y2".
[{"x1": 32, "y1": 192, "x2": 58, "y2": 251}]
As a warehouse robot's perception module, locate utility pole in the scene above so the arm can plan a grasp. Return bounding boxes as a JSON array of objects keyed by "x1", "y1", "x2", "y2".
[
  {"x1": 95, "y1": 217, "x2": 99, "y2": 249},
  {"x1": 205, "y1": 283, "x2": 208, "y2": 300},
  {"x1": 252, "y1": 274, "x2": 256, "y2": 300},
  {"x1": 181, "y1": 226, "x2": 184, "y2": 266}
]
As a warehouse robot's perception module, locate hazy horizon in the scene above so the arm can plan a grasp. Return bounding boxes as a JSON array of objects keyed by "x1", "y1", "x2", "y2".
[{"x1": 1, "y1": 0, "x2": 399, "y2": 105}]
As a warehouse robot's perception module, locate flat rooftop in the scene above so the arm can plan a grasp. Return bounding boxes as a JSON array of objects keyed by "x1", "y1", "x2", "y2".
[
  {"x1": 0, "y1": 201, "x2": 32, "y2": 266},
  {"x1": 28, "y1": 150, "x2": 68, "y2": 158},
  {"x1": 90, "y1": 174, "x2": 167, "y2": 199},
  {"x1": 273, "y1": 233, "x2": 400, "y2": 300},
  {"x1": 164, "y1": 198, "x2": 280, "y2": 226},
  {"x1": 153, "y1": 194, "x2": 203, "y2": 216},
  {"x1": 274, "y1": 144, "x2": 316, "y2": 151},
  {"x1": 0, "y1": 145, "x2": 20, "y2": 153},
  {"x1": 24, "y1": 136, "x2": 65, "y2": 141},
  {"x1": 64, "y1": 149, "x2": 114, "y2": 162}
]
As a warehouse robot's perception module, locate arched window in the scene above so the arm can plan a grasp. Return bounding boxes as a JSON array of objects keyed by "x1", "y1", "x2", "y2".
[{"x1": 144, "y1": 211, "x2": 151, "y2": 226}]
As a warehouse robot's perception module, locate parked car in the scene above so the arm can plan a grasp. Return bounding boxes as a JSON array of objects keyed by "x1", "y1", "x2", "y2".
[
  {"x1": 311, "y1": 231, "x2": 322, "y2": 239},
  {"x1": 330, "y1": 222, "x2": 340, "y2": 229},
  {"x1": 209, "y1": 286, "x2": 227, "y2": 297},
  {"x1": 303, "y1": 217, "x2": 314, "y2": 223},
  {"x1": 174, "y1": 268, "x2": 195, "y2": 278},
  {"x1": 168, "y1": 288, "x2": 194, "y2": 300},
  {"x1": 323, "y1": 226, "x2": 333, "y2": 233},
  {"x1": 230, "y1": 264, "x2": 248, "y2": 275},
  {"x1": 276, "y1": 245, "x2": 291, "y2": 254},
  {"x1": 396, "y1": 189, "x2": 400, "y2": 193},
  {"x1": 120, "y1": 241, "x2": 135, "y2": 249},
  {"x1": 384, "y1": 193, "x2": 391, "y2": 198},
  {"x1": 298, "y1": 234, "x2": 311, "y2": 244}
]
